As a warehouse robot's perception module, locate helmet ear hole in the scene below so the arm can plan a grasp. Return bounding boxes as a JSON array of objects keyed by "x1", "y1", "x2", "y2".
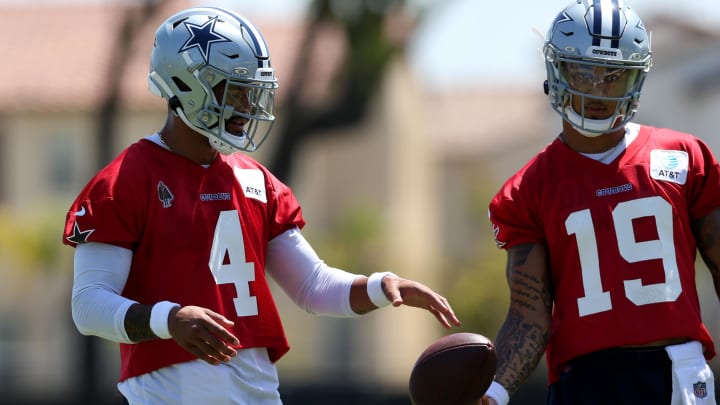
[{"x1": 171, "y1": 77, "x2": 191, "y2": 92}]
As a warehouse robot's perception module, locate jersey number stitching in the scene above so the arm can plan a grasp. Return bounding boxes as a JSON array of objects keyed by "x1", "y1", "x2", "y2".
[
  {"x1": 565, "y1": 196, "x2": 682, "y2": 317},
  {"x1": 208, "y1": 210, "x2": 259, "y2": 317}
]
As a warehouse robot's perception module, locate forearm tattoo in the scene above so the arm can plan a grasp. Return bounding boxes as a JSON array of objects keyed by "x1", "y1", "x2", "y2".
[
  {"x1": 124, "y1": 303, "x2": 157, "y2": 342},
  {"x1": 495, "y1": 244, "x2": 552, "y2": 395}
]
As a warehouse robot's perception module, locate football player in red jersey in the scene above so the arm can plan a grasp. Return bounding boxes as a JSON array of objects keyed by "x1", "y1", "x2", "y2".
[
  {"x1": 63, "y1": 7, "x2": 460, "y2": 404},
  {"x1": 482, "y1": 1, "x2": 720, "y2": 404}
]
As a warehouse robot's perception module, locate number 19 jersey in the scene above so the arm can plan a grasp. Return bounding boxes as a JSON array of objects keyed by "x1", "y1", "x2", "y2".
[
  {"x1": 489, "y1": 125, "x2": 720, "y2": 383},
  {"x1": 63, "y1": 138, "x2": 305, "y2": 382}
]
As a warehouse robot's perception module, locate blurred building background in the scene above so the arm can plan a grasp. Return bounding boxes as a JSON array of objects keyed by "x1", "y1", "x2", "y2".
[{"x1": 0, "y1": 0, "x2": 718, "y2": 404}]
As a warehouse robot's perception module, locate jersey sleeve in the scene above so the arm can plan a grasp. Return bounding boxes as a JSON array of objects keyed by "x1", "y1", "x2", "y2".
[
  {"x1": 265, "y1": 169, "x2": 306, "y2": 239},
  {"x1": 63, "y1": 151, "x2": 145, "y2": 250},
  {"x1": 687, "y1": 137, "x2": 720, "y2": 221},
  {"x1": 488, "y1": 169, "x2": 546, "y2": 250}
]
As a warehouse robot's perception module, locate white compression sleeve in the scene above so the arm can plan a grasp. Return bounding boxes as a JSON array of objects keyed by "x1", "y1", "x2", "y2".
[
  {"x1": 72, "y1": 242, "x2": 137, "y2": 343},
  {"x1": 266, "y1": 228, "x2": 363, "y2": 317}
]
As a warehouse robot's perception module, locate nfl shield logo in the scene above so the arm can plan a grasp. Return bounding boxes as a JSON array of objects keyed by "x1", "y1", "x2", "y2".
[{"x1": 693, "y1": 381, "x2": 708, "y2": 399}]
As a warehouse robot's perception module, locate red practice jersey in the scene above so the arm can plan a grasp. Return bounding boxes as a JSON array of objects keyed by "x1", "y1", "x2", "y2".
[
  {"x1": 489, "y1": 125, "x2": 719, "y2": 383},
  {"x1": 63, "y1": 139, "x2": 305, "y2": 381}
]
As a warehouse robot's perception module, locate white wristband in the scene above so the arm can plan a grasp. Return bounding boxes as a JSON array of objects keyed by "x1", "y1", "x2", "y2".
[
  {"x1": 367, "y1": 272, "x2": 396, "y2": 308},
  {"x1": 485, "y1": 381, "x2": 510, "y2": 405},
  {"x1": 150, "y1": 301, "x2": 179, "y2": 339}
]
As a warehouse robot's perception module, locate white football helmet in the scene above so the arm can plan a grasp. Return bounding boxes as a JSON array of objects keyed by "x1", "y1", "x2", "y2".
[
  {"x1": 148, "y1": 7, "x2": 277, "y2": 154},
  {"x1": 543, "y1": 0, "x2": 652, "y2": 137}
]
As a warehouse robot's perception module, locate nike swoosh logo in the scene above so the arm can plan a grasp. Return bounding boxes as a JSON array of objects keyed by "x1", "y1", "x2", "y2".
[{"x1": 75, "y1": 207, "x2": 86, "y2": 217}]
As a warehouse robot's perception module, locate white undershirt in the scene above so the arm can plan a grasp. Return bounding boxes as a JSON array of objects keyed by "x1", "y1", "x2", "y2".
[
  {"x1": 118, "y1": 347, "x2": 283, "y2": 405},
  {"x1": 579, "y1": 123, "x2": 640, "y2": 164}
]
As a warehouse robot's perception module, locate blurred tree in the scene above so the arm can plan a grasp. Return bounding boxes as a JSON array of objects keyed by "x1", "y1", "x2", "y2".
[
  {"x1": 268, "y1": 0, "x2": 417, "y2": 183},
  {"x1": 96, "y1": 0, "x2": 164, "y2": 167}
]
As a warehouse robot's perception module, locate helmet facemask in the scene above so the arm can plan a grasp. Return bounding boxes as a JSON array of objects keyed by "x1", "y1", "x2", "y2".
[
  {"x1": 546, "y1": 51, "x2": 648, "y2": 137},
  {"x1": 189, "y1": 67, "x2": 277, "y2": 154}
]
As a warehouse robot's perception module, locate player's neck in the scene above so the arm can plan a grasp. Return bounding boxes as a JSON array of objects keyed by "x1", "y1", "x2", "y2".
[
  {"x1": 559, "y1": 121, "x2": 626, "y2": 154},
  {"x1": 159, "y1": 118, "x2": 217, "y2": 166}
]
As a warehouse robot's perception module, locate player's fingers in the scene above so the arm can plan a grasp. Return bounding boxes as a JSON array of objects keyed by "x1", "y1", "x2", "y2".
[
  {"x1": 203, "y1": 310, "x2": 240, "y2": 346},
  {"x1": 435, "y1": 296, "x2": 461, "y2": 326},
  {"x1": 422, "y1": 298, "x2": 461, "y2": 328},
  {"x1": 176, "y1": 335, "x2": 227, "y2": 365},
  {"x1": 433, "y1": 310, "x2": 452, "y2": 328},
  {"x1": 389, "y1": 280, "x2": 461, "y2": 327},
  {"x1": 183, "y1": 342, "x2": 222, "y2": 365},
  {"x1": 403, "y1": 286, "x2": 461, "y2": 326},
  {"x1": 195, "y1": 320, "x2": 238, "y2": 358},
  {"x1": 188, "y1": 327, "x2": 236, "y2": 363},
  {"x1": 428, "y1": 304, "x2": 456, "y2": 329},
  {"x1": 204, "y1": 308, "x2": 235, "y2": 327},
  {"x1": 203, "y1": 333, "x2": 238, "y2": 361}
]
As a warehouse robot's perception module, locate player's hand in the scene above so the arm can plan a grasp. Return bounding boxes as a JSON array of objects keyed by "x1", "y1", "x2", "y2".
[
  {"x1": 383, "y1": 275, "x2": 462, "y2": 329},
  {"x1": 168, "y1": 305, "x2": 240, "y2": 365}
]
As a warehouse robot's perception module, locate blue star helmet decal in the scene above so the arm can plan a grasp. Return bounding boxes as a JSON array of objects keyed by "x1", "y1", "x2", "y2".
[{"x1": 179, "y1": 16, "x2": 231, "y2": 63}]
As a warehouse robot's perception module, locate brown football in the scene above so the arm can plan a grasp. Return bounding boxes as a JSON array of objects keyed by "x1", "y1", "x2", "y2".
[{"x1": 408, "y1": 333, "x2": 497, "y2": 405}]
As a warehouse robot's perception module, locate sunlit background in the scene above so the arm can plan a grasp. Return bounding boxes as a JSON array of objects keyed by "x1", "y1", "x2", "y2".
[{"x1": 0, "y1": 0, "x2": 718, "y2": 404}]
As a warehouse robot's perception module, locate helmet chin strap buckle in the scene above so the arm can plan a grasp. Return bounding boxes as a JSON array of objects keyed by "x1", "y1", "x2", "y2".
[{"x1": 169, "y1": 96, "x2": 182, "y2": 112}]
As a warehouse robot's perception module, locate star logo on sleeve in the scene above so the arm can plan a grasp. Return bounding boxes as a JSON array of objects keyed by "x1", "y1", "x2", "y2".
[
  {"x1": 179, "y1": 16, "x2": 231, "y2": 63},
  {"x1": 66, "y1": 221, "x2": 94, "y2": 244}
]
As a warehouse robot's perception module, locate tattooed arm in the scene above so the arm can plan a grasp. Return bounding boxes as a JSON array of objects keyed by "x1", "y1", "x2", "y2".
[
  {"x1": 493, "y1": 243, "x2": 553, "y2": 396},
  {"x1": 694, "y1": 207, "x2": 720, "y2": 301}
]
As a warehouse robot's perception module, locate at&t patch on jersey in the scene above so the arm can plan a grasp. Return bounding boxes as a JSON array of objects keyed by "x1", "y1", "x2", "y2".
[
  {"x1": 650, "y1": 150, "x2": 688, "y2": 185},
  {"x1": 234, "y1": 168, "x2": 267, "y2": 203}
]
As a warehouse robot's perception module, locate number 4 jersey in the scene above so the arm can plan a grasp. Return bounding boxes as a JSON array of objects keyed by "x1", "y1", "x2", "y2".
[
  {"x1": 489, "y1": 124, "x2": 720, "y2": 383},
  {"x1": 63, "y1": 138, "x2": 305, "y2": 381}
]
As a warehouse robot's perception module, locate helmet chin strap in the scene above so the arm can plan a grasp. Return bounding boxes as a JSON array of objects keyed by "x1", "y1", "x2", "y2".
[{"x1": 564, "y1": 106, "x2": 624, "y2": 138}]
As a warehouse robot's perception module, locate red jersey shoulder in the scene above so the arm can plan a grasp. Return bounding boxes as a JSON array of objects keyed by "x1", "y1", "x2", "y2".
[
  {"x1": 637, "y1": 125, "x2": 718, "y2": 174},
  {"x1": 78, "y1": 140, "x2": 165, "y2": 199},
  {"x1": 639, "y1": 125, "x2": 714, "y2": 156},
  {"x1": 488, "y1": 141, "x2": 559, "y2": 249},
  {"x1": 63, "y1": 140, "x2": 166, "y2": 247}
]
